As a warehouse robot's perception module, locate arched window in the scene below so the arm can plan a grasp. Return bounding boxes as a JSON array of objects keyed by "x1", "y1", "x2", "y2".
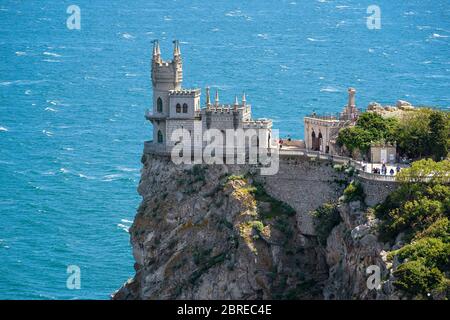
[
  {"x1": 157, "y1": 130, "x2": 163, "y2": 143},
  {"x1": 311, "y1": 130, "x2": 317, "y2": 151},
  {"x1": 318, "y1": 132, "x2": 323, "y2": 152},
  {"x1": 157, "y1": 97, "x2": 163, "y2": 113},
  {"x1": 176, "y1": 103, "x2": 181, "y2": 113},
  {"x1": 182, "y1": 103, "x2": 188, "y2": 113}
]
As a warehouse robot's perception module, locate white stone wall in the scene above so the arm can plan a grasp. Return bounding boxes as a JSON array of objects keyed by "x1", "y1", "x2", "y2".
[
  {"x1": 152, "y1": 120, "x2": 166, "y2": 144},
  {"x1": 169, "y1": 95, "x2": 200, "y2": 118},
  {"x1": 165, "y1": 119, "x2": 202, "y2": 147}
]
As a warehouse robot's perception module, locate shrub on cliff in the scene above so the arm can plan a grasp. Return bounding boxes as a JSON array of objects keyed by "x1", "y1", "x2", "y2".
[
  {"x1": 392, "y1": 260, "x2": 447, "y2": 298},
  {"x1": 343, "y1": 180, "x2": 365, "y2": 203},
  {"x1": 337, "y1": 112, "x2": 397, "y2": 155},
  {"x1": 376, "y1": 159, "x2": 450, "y2": 299},
  {"x1": 312, "y1": 203, "x2": 341, "y2": 245}
]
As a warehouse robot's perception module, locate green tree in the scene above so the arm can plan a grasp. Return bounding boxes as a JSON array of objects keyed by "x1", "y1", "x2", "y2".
[
  {"x1": 337, "y1": 112, "x2": 399, "y2": 156},
  {"x1": 428, "y1": 111, "x2": 449, "y2": 161},
  {"x1": 395, "y1": 109, "x2": 431, "y2": 159}
]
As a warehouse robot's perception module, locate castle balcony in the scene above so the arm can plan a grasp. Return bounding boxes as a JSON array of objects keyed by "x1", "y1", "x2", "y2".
[
  {"x1": 145, "y1": 109, "x2": 167, "y2": 121},
  {"x1": 201, "y1": 105, "x2": 251, "y2": 114},
  {"x1": 143, "y1": 140, "x2": 170, "y2": 155},
  {"x1": 168, "y1": 88, "x2": 201, "y2": 96},
  {"x1": 305, "y1": 113, "x2": 340, "y2": 121},
  {"x1": 243, "y1": 118, "x2": 273, "y2": 129}
]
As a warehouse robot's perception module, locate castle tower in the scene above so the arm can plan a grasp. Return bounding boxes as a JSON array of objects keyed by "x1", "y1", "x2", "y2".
[
  {"x1": 151, "y1": 40, "x2": 183, "y2": 116},
  {"x1": 340, "y1": 87, "x2": 359, "y2": 121},
  {"x1": 146, "y1": 40, "x2": 201, "y2": 150},
  {"x1": 147, "y1": 40, "x2": 184, "y2": 145}
]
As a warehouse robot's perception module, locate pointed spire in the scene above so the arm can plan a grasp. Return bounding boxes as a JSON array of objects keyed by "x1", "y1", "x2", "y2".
[
  {"x1": 215, "y1": 89, "x2": 219, "y2": 106},
  {"x1": 234, "y1": 95, "x2": 239, "y2": 111},
  {"x1": 173, "y1": 40, "x2": 181, "y2": 57},
  {"x1": 242, "y1": 92, "x2": 246, "y2": 106},
  {"x1": 152, "y1": 40, "x2": 161, "y2": 63},
  {"x1": 206, "y1": 87, "x2": 211, "y2": 108},
  {"x1": 347, "y1": 87, "x2": 356, "y2": 107}
]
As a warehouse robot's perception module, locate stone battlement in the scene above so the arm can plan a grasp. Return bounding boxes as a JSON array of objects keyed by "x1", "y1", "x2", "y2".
[{"x1": 169, "y1": 89, "x2": 201, "y2": 96}]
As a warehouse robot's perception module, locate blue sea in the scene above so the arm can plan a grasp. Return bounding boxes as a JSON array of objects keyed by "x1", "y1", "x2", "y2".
[{"x1": 0, "y1": 0, "x2": 449, "y2": 299}]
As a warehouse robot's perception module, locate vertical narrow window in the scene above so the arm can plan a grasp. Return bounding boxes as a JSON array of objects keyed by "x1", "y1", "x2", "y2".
[
  {"x1": 157, "y1": 97, "x2": 163, "y2": 113},
  {"x1": 176, "y1": 103, "x2": 181, "y2": 113},
  {"x1": 182, "y1": 103, "x2": 188, "y2": 113},
  {"x1": 157, "y1": 130, "x2": 163, "y2": 143}
]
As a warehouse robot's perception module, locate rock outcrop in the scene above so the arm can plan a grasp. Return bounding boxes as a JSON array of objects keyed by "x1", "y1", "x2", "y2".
[{"x1": 113, "y1": 154, "x2": 401, "y2": 300}]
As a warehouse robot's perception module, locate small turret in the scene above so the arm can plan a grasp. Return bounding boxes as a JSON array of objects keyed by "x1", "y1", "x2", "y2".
[
  {"x1": 173, "y1": 40, "x2": 181, "y2": 57},
  {"x1": 152, "y1": 40, "x2": 161, "y2": 64},
  {"x1": 215, "y1": 89, "x2": 219, "y2": 106},
  {"x1": 234, "y1": 95, "x2": 239, "y2": 111},
  {"x1": 242, "y1": 92, "x2": 246, "y2": 107},
  {"x1": 347, "y1": 87, "x2": 356, "y2": 107},
  {"x1": 206, "y1": 87, "x2": 211, "y2": 108},
  {"x1": 151, "y1": 40, "x2": 182, "y2": 90},
  {"x1": 340, "y1": 87, "x2": 359, "y2": 121}
]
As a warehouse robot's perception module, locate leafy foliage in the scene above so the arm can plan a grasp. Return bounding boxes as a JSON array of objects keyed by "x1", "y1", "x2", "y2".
[
  {"x1": 376, "y1": 159, "x2": 450, "y2": 298},
  {"x1": 337, "y1": 109, "x2": 449, "y2": 161},
  {"x1": 395, "y1": 109, "x2": 449, "y2": 160},
  {"x1": 311, "y1": 203, "x2": 341, "y2": 245},
  {"x1": 337, "y1": 112, "x2": 397, "y2": 154},
  {"x1": 343, "y1": 180, "x2": 365, "y2": 203}
]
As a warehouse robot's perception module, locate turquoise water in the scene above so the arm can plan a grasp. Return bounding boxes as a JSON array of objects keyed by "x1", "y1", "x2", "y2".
[{"x1": 0, "y1": 0, "x2": 449, "y2": 299}]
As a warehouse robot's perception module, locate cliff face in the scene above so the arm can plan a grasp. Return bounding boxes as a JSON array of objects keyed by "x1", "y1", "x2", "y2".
[{"x1": 113, "y1": 154, "x2": 401, "y2": 300}]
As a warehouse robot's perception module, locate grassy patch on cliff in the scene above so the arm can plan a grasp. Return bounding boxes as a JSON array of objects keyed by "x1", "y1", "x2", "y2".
[
  {"x1": 343, "y1": 180, "x2": 365, "y2": 203},
  {"x1": 248, "y1": 181, "x2": 296, "y2": 219},
  {"x1": 312, "y1": 203, "x2": 341, "y2": 246},
  {"x1": 375, "y1": 159, "x2": 450, "y2": 299}
]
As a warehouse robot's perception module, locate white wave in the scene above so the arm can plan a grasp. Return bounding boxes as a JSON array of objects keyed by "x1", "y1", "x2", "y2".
[
  {"x1": 125, "y1": 73, "x2": 137, "y2": 77},
  {"x1": 15, "y1": 51, "x2": 27, "y2": 56},
  {"x1": 78, "y1": 173, "x2": 95, "y2": 180},
  {"x1": 257, "y1": 33, "x2": 269, "y2": 40},
  {"x1": 121, "y1": 32, "x2": 135, "y2": 39},
  {"x1": 431, "y1": 33, "x2": 448, "y2": 38},
  {"x1": 211, "y1": 28, "x2": 220, "y2": 32},
  {"x1": 63, "y1": 147, "x2": 74, "y2": 151},
  {"x1": 336, "y1": 5, "x2": 349, "y2": 9},
  {"x1": 117, "y1": 224, "x2": 130, "y2": 233},
  {"x1": 42, "y1": 129, "x2": 53, "y2": 136},
  {"x1": 320, "y1": 86, "x2": 340, "y2": 93},
  {"x1": 225, "y1": 10, "x2": 251, "y2": 20},
  {"x1": 280, "y1": 65, "x2": 289, "y2": 70},
  {"x1": 307, "y1": 37, "x2": 326, "y2": 42},
  {"x1": 43, "y1": 59, "x2": 60, "y2": 63},
  {"x1": 43, "y1": 51, "x2": 61, "y2": 57},
  {"x1": 163, "y1": 16, "x2": 172, "y2": 21},
  {"x1": 25, "y1": 89, "x2": 32, "y2": 95},
  {"x1": 60, "y1": 168, "x2": 69, "y2": 174},
  {"x1": 45, "y1": 107, "x2": 57, "y2": 112},
  {"x1": 0, "y1": 126, "x2": 8, "y2": 132},
  {"x1": 121, "y1": 219, "x2": 133, "y2": 224},
  {"x1": 102, "y1": 174, "x2": 123, "y2": 181},
  {"x1": 117, "y1": 166, "x2": 139, "y2": 172},
  {"x1": 368, "y1": 48, "x2": 375, "y2": 53}
]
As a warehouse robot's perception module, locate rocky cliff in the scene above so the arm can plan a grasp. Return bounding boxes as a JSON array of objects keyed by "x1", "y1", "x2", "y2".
[{"x1": 113, "y1": 154, "x2": 402, "y2": 299}]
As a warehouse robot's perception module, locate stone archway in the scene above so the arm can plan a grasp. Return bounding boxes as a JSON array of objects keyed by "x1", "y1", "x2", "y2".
[{"x1": 318, "y1": 132, "x2": 323, "y2": 152}]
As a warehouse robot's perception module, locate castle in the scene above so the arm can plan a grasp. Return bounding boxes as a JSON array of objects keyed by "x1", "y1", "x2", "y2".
[
  {"x1": 303, "y1": 88, "x2": 360, "y2": 154},
  {"x1": 144, "y1": 40, "x2": 273, "y2": 155}
]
